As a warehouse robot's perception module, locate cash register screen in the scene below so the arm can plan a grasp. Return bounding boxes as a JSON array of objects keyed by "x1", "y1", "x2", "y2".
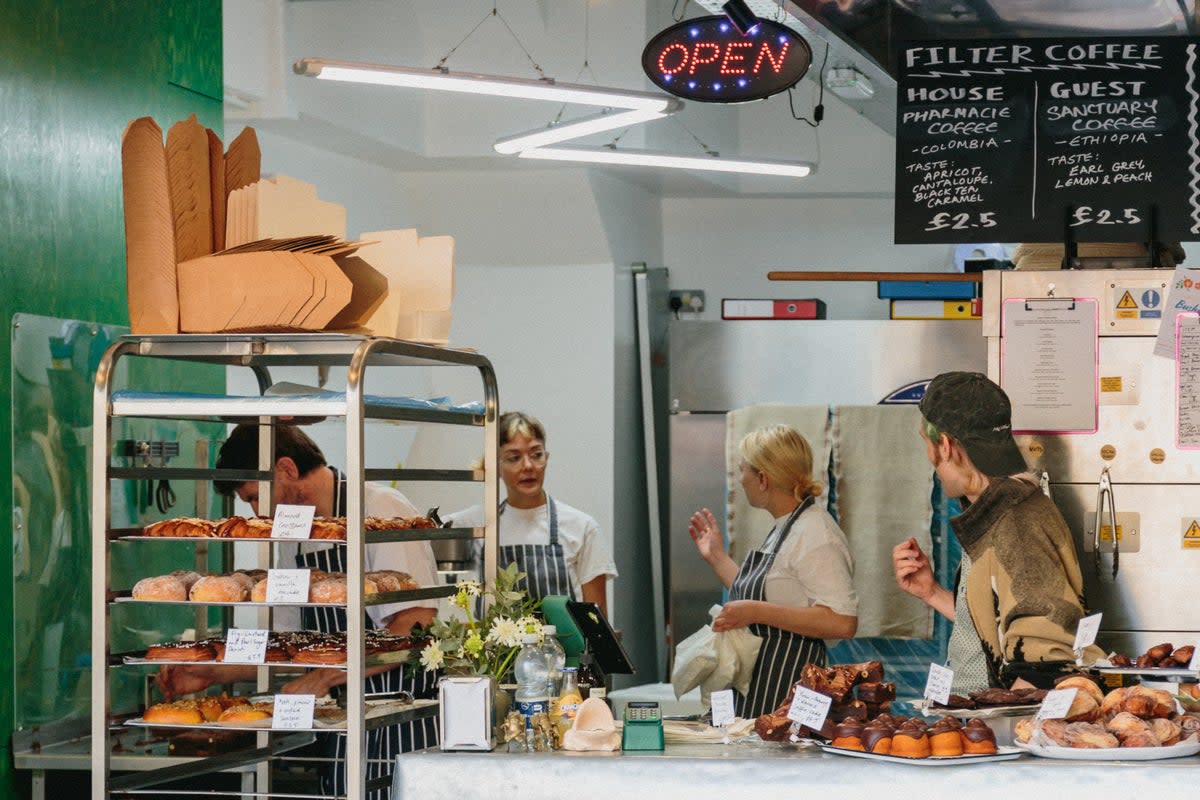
[{"x1": 567, "y1": 600, "x2": 636, "y2": 675}]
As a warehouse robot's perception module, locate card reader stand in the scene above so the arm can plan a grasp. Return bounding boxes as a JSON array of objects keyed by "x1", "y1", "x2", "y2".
[{"x1": 621, "y1": 701, "x2": 664, "y2": 751}]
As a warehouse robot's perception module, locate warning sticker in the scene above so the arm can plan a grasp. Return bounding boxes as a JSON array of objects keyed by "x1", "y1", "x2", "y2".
[
  {"x1": 1114, "y1": 286, "x2": 1163, "y2": 320},
  {"x1": 1183, "y1": 519, "x2": 1200, "y2": 549}
]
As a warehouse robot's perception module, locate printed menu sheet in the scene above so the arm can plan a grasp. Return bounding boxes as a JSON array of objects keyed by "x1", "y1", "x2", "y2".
[
  {"x1": 1001, "y1": 298, "x2": 1098, "y2": 433},
  {"x1": 1176, "y1": 313, "x2": 1200, "y2": 448}
]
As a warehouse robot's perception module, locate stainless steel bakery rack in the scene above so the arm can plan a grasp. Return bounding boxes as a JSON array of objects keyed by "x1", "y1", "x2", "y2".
[{"x1": 90, "y1": 334, "x2": 500, "y2": 800}]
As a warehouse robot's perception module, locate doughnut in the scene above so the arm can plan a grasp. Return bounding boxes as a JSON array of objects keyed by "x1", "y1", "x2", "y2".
[
  {"x1": 228, "y1": 572, "x2": 258, "y2": 595},
  {"x1": 190, "y1": 575, "x2": 248, "y2": 603},
  {"x1": 144, "y1": 700, "x2": 204, "y2": 725},
  {"x1": 132, "y1": 575, "x2": 188, "y2": 601},
  {"x1": 144, "y1": 639, "x2": 216, "y2": 662},
  {"x1": 309, "y1": 577, "x2": 347, "y2": 604},
  {"x1": 169, "y1": 570, "x2": 203, "y2": 593},
  {"x1": 364, "y1": 570, "x2": 417, "y2": 593},
  {"x1": 250, "y1": 578, "x2": 268, "y2": 603}
]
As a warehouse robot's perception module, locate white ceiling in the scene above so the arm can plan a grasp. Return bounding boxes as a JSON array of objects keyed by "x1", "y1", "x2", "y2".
[{"x1": 224, "y1": 0, "x2": 899, "y2": 198}]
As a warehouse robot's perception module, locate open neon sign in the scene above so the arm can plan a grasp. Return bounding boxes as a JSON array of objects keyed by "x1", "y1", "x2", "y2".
[{"x1": 642, "y1": 16, "x2": 811, "y2": 103}]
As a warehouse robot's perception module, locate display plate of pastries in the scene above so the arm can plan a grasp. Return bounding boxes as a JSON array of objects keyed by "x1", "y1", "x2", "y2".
[
  {"x1": 138, "y1": 513, "x2": 445, "y2": 541},
  {"x1": 924, "y1": 686, "x2": 1047, "y2": 717},
  {"x1": 819, "y1": 714, "x2": 1017, "y2": 764},
  {"x1": 128, "y1": 629, "x2": 426, "y2": 666},
  {"x1": 1012, "y1": 675, "x2": 1200, "y2": 759},
  {"x1": 127, "y1": 568, "x2": 418, "y2": 604},
  {"x1": 1092, "y1": 643, "x2": 1199, "y2": 678}
]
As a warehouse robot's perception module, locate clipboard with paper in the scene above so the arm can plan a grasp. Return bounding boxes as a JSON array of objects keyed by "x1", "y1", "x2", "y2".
[{"x1": 1000, "y1": 297, "x2": 1099, "y2": 434}]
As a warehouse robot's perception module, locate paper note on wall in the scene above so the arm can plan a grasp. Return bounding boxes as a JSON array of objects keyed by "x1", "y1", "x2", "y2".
[{"x1": 1154, "y1": 267, "x2": 1200, "y2": 359}]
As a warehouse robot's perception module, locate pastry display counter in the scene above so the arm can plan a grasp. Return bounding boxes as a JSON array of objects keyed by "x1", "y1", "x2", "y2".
[{"x1": 390, "y1": 741, "x2": 1200, "y2": 800}]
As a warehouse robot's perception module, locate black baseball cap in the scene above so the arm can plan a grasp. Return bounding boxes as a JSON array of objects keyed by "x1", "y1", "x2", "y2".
[{"x1": 918, "y1": 371, "x2": 1028, "y2": 477}]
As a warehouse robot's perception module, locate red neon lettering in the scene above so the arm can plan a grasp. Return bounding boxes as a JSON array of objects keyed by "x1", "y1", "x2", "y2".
[
  {"x1": 689, "y1": 42, "x2": 721, "y2": 75},
  {"x1": 658, "y1": 42, "x2": 689, "y2": 75},
  {"x1": 719, "y1": 41, "x2": 752, "y2": 75},
  {"x1": 753, "y1": 41, "x2": 790, "y2": 74}
]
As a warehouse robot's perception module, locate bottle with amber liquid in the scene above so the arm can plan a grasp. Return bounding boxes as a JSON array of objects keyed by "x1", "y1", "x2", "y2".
[
  {"x1": 552, "y1": 667, "x2": 583, "y2": 736},
  {"x1": 576, "y1": 651, "x2": 607, "y2": 707}
]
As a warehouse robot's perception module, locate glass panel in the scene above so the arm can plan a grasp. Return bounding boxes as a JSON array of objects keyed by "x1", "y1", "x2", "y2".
[{"x1": 11, "y1": 314, "x2": 225, "y2": 732}]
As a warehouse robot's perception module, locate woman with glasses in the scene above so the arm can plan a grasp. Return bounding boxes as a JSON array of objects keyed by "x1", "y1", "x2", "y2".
[
  {"x1": 448, "y1": 411, "x2": 616, "y2": 614},
  {"x1": 688, "y1": 424, "x2": 857, "y2": 718}
]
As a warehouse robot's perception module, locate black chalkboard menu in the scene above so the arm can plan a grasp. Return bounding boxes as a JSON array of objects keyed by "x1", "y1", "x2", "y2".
[{"x1": 895, "y1": 37, "x2": 1197, "y2": 245}]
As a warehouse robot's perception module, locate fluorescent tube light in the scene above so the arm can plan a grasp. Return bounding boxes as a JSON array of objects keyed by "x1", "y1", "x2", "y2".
[
  {"x1": 295, "y1": 58, "x2": 675, "y2": 112},
  {"x1": 516, "y1": 145, "x2": 815, "y2": 178},
  {"x1": 493, "y1": 108, "x2": 676, "y2": 154}
]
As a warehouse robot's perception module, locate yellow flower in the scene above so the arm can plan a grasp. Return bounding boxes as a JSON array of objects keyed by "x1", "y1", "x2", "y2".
[{"x1": 463, "y1": 632, "x2": 484, "y2": 657}]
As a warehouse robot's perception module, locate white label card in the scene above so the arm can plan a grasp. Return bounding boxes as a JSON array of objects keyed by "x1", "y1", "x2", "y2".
[
  {"x1": 266, "y1": 569, "x2": 311, "y2": 604},
  {"x1": 272, "y1": 694, "x2": 315, "y2": 730},
  {"x1": 710, "y1": 689, "x2": 736, "y2": 728},
  {"x1": 923, "y1": 663, "x2": 954, "y2": 706},
  {"x1": 785, "y1": 686, "x2": 832, "y2": 731},
  {"x1": 1190, "y1": 644, "x2": 1200, "y2": 672},
  {"x1": 273, "y1": 504, "x2": 316, "y2": 539},
  {"x1": 1037, "y1": 688, "x2": 1078, "y2": 721},
  {"x1": 223, "y1": 628, "x2": 269, "y2": 664},
  {"x1": 1073, "y1": 612, "x2": 1102, "y2": 653}
]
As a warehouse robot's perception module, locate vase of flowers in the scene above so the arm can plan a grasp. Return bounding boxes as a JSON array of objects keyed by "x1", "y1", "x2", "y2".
[
  {"x1": 420, "y1": 563, "x2": 540, "y2": 745},
  {"x1": 419, "y1": 562, "x2": 541, "y2": 683}
]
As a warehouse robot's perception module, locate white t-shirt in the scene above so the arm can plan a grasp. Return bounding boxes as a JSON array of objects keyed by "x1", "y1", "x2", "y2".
[
  {"x1": 276, "y1": 481, "x2": 440, "y2": 629},
  {"x1": 448, "y1": 498, "x2": 618, "y2": 600},
  {"x1": 759, "y1": 504, "x2": 858, "y2": 619}
]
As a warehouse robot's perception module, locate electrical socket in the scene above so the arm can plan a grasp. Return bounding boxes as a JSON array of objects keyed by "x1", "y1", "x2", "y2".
[{"x1": 669, "y1": 290, "x2": 706, "y2": 313}]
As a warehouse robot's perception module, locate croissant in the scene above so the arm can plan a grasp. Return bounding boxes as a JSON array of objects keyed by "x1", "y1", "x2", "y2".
[{"x1": 1105, "y1": 711, "x2": 1152, "y2": 741}]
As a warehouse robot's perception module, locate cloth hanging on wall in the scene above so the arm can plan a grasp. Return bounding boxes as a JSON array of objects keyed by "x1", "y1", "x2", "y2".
[
  {"x1": 831, "y1": 404, "x2": 933, "y2": 639},
  {"x1": 724, "y1": 404, "x2": 830, "y2": 561}
]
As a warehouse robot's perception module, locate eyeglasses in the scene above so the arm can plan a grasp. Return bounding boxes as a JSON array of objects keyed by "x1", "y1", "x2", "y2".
[{"x1": 500, "y1": 449, "x2": 548, "y2": 467}]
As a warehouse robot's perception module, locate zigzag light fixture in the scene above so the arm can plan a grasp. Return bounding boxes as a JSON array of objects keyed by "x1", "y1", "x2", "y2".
[{"x1": 294, "y1": 57, "x2": 814, "y2": 178}]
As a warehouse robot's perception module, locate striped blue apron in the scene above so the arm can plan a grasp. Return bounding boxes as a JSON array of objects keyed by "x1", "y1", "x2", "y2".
[
  {"x1": 300, "y1": 468, "x2": 438, "y2": 799},
  {"x1": 730, "y1": 497, "x2": 827, "y2": 719},
  {"x1": 498, "y1": 496, "x2": 575, "y2": 601}
]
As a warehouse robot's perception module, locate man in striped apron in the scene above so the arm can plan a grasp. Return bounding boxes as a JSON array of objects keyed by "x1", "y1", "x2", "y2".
[{"x1": 159, "y1": 423, "x2": 440, "y2": 798}]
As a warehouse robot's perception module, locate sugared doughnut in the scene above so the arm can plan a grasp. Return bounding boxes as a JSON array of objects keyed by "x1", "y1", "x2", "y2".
[
  {"x1": 309, "y1": 577, "x2": 347, "y2": 604},
  {"x1": 250, "y1": 578, "x2": 268, "y2": 603},
  {"x1": 132, "y1": 575, "x2": 188, "y2": 601},
  {"x1": 190, "y1": 575, "x2": 248, "y2": 603}
]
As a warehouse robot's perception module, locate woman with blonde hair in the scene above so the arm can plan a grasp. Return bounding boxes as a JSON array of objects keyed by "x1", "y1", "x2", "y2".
[{"x1": 689, "y1": 424, "x2": 857, "y2": 717}]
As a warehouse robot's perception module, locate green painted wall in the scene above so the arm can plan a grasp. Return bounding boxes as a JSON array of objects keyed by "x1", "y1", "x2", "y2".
[{"x1": 0, "y1": 1, "x2": 224, "y2": 793}]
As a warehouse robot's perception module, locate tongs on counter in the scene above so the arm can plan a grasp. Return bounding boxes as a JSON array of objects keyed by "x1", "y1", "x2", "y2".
[{"x1": 1094, "y1": 466, "x2": 1119, "y2": 579}]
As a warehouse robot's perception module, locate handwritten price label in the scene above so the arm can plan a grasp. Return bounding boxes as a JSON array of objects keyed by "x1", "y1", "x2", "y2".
[
  {"x1": 223, "y1": 629, "x2": 269, "y2": 664},
  {"x1": 272, "y1": 694, "x2": 316, "y2": 730},
  {"x1": 710, "y1": 690, "x2": 736, "y2": 728},
  {"x1": 923, "y1": 663, "x2": 954, "y2": 706},
  {"x1": 785, "y1": 686, "x2": 832, "y2": 731},
  {"x1": 1073, "y1": 612, "x2": 1102, "y2": 655},
  {"x1": 266, "y1": 569, "x2": 311, "y2": 604},
  {"x1": 1036, "y1": 688, "x2": 1078, "y2": 721},
  {"x1": 273, "y1": 505, "x2": 316, "y2": 539}
]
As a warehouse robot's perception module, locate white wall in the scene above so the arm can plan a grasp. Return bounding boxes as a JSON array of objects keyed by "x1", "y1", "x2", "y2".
[{"x1": 663, "y1": 197, "x2": 956, "y2": 320}]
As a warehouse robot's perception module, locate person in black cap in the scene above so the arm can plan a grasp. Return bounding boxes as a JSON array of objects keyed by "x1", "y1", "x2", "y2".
[{"x1": 891, "y1": 371, "x2": 1102, "y2": 690}]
